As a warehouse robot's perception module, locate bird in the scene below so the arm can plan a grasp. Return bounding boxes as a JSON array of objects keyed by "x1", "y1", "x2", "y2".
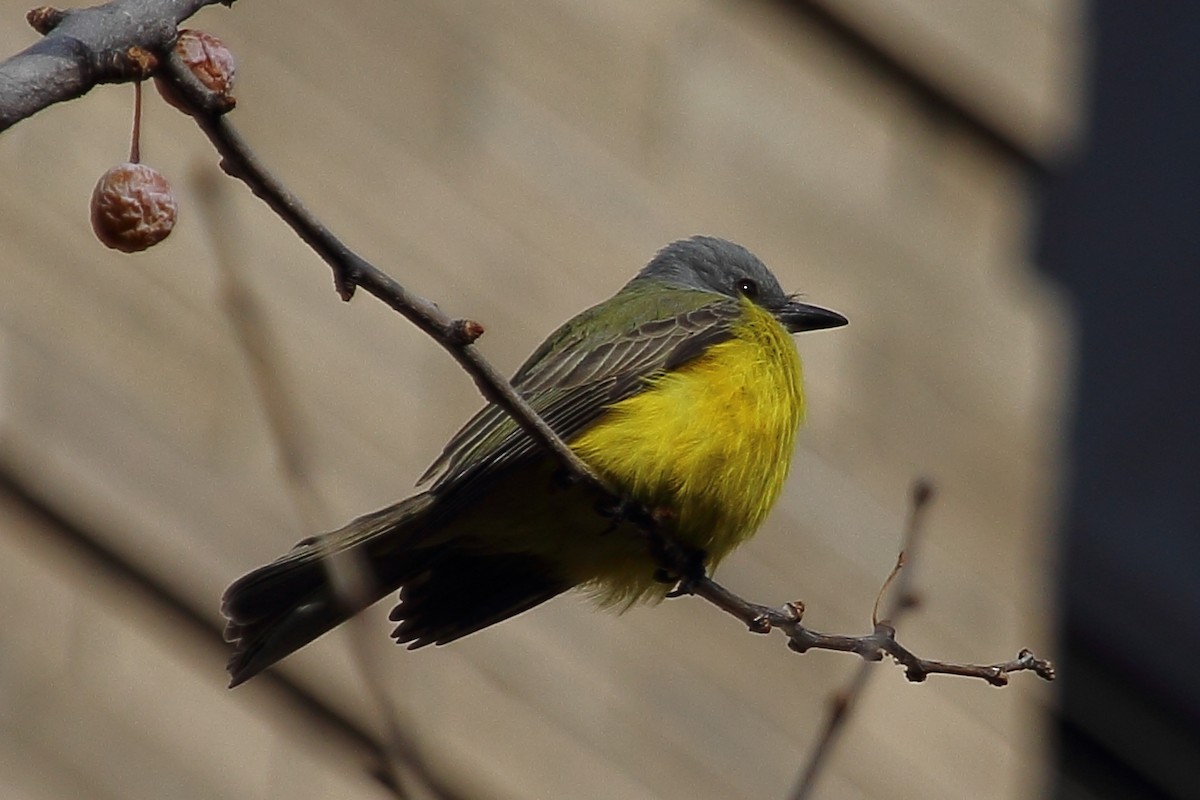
[{"x1": 221, "y1": 236, "x2": 846, "y2": 686}]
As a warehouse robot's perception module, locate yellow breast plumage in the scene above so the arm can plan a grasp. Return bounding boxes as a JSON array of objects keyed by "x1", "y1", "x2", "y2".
[{"x1": 570, "y1": 297, "x2": 805, "y2": 576}]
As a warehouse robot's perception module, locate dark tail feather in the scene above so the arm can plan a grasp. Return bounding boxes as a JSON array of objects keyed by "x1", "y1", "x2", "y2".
[
  {"x1": 389, "y1": 550, "x2": 569, "y2": 648},
  {"x1": 222, "y1": 493, "x2": 437, "y2": 687}
]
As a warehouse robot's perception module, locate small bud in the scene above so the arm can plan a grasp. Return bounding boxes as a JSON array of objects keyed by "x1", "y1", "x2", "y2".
[
  {"x1": 449, "y1": 318, "x2": 485, "y2": 344},
  {"x1": 90, "y1": 163, "x2": 178, "y2": 252},
  {"x1": 121, "y1": 45, "x2": 158, "y2": 79},
  {"x1": 26, "y1": 6, "x2": 67, "y2": 34},
  {"x1": 156, "y1": 29, "x2": 236, "y2": 113}
]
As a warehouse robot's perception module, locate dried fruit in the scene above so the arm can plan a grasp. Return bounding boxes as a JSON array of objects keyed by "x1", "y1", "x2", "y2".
[
  {"x1": 156, "y1": 28, "x2": 236, "y2": 112},
  {"x1": 90, "y1": 163, "x2": 178, "y2": 252}
]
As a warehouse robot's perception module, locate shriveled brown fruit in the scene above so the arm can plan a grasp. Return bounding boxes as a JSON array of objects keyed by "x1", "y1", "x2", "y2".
[
  {"x1": 156, "y1": 29, "x2": 236, "y2": 112},
  {"x1": 90, "y1": 163, "x2": 178, "y2": 252}
]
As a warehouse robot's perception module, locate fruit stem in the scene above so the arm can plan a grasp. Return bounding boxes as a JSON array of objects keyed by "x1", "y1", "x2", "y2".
[{"x1": 130, "y1": 81, "x2": 142, "y2": 163}]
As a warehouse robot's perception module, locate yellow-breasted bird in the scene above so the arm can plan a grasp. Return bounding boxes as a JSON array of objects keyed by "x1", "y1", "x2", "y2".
[{"x1": 222, "y1": 236, "x2": 846, "y2": 686}]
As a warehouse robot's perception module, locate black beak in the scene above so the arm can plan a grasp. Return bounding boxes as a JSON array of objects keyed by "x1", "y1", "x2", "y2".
[{"x1": 776, "y1": 299, "x2": 848, "y2": 334}]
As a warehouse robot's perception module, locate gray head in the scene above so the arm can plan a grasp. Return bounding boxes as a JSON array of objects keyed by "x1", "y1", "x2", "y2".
[{"x1": 634, "y1": 236, "x2": 847, "y2": 333}]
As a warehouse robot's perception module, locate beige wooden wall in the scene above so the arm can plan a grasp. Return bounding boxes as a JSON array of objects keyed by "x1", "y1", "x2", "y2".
[{"x1": 0, "y1": 1, "x2": 1083, "y2": 798}]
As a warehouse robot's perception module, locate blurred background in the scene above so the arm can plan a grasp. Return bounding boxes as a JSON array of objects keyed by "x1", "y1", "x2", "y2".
[{"x1": 0, "y1": 1, "x2": 1193, "y2": 798}]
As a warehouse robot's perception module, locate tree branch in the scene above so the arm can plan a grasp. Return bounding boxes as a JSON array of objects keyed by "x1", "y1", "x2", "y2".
[
  {"x1": 794, "y1": 482, "x2": 955, "y2": 798},
  {"x1": 686, "y1": 577, "x2": 1054, "y2": 685},
  {"x1": 0, "y1": 0, "x2": 228, "y2": 131},
  {"x1": 157, "y1": 56, "x2": 1056, "y2": 690}
]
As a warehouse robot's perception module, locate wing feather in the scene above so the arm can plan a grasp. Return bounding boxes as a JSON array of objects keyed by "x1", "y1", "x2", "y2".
[{"x1": 421, "y1": 289, "x2": 741, "y2": 496}]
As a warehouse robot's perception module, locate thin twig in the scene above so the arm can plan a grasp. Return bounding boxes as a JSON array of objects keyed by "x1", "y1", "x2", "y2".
[
  {"x1": 790, "y1": 479, "x2": 932, "y2": 800},
  {"x1": 161, "y1": 61, "x2": 1055, "y2": 690},
  {"x1": 194, "y1": 167, "x2": 453, "y2": 800}
]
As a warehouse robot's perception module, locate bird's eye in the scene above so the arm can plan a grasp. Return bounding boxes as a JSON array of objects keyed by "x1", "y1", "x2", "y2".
[{"x1": 737, "y1": 278, "x2": 759, "y2": 299}]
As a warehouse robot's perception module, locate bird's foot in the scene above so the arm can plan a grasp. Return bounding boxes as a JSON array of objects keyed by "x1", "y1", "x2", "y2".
[{"x1": 656, "y1": 542, "x2": 708, "y2": 597}]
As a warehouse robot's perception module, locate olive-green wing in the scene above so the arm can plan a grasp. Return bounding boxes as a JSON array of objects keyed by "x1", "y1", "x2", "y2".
[{"x1": 421, "y1": 290, "x2": 740, "y2": 495}]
